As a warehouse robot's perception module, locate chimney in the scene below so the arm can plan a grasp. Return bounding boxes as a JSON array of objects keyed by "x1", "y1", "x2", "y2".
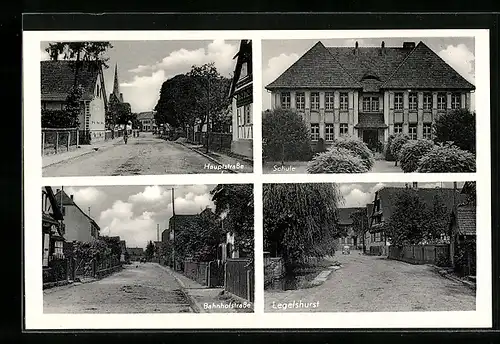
[
  {"x1": 353, "y1": 41, "x2": 359, "y2": 55},
  {"x1": 70, "y1": 195, "x2": 74, "y2": 200},
  {"x1": 56, "y1": 189, "x2": 60, "y2": 193},
  {"x1": 379, "y1": 41, "x2": 385, "y2": 55},
  {"x1": 412, "y1": 182, "x2": 418, "y2": 189},
  {"x1": 403, "y1": 42, "x2": 416, "y2": 49}
]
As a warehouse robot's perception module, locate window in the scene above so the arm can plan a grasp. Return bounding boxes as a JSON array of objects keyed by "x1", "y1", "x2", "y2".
[
  {"x1": 409, "y1": 92, "x2": 418, "y2": 111},
  {"x1": 310, "y1": 92, "x2": 320, "y2": 110},
  {"x1": 245, "y1": 104, "x2": 251, "y2": 125},
  {"x1": 409, "y1": 124, "x2": 417, "y2": 140},
  {"x1": 394, "y1": 92, "x2": 403, "y2": 110},
  {"x1": 375, "y1": 232, "x2": 381, "y2": 242},
  {"x1": 423, "y1": 93, "x2": 432, "y2": 110},
  {"x1": 296, "y1": 92, "x2": 305, "y2": 110},
  {"x1": 281, "y1": 92, "x2": 290, "y2": 109},
  {"x1": 237, "y1": 107, "x2": 243, "y2": 125},
  {"x1": 451, "y1": 93, "x2": 461, "y2": 109},
  {"x1": 340, "y1": 92, "x2": 348, "y2": 111},
  {"x1": 54, "y1": 241, "x2": 64, "y2": 257},
  {"x1": 437, "y1": 93, "x2": 447, "y2": 110},
  {"x1": 325, "y1": 123, "x2": 335, "y2": 141},
  {"x1": 340, "y1": 123, "x2": 349, "y2": 136},
  {"x1": 310, "y1": 123, "x2": 319, "y2": 141},
  {"x1": 325, "y1": 92, "x2": 335, "y2": 111},
  {"x1": 423, "y1": 123, "x2": 432, "y2": 140},
  {"x1": 362, "y1": 96, "x2": 379, "y2": 112},
  {"x1": 393, "y1": 123, "x2": 403, "y2": 134}
]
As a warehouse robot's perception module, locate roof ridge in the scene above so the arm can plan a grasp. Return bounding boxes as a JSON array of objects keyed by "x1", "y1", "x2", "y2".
[
  {"x1": 380, "y1": 41, "x2": 422, "y2": 88},
  {"x1": 323, "y1": 44, "x2": 362, "y2": 86}
]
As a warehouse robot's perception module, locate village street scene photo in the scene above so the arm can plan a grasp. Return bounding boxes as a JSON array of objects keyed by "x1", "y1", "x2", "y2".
[
  {"x1": 264, "y1": 182, "x2": 476, "y2": 312},
  {"x1": 262, "y1": 37, "x2": 476, "y2": 174},
  {"x1": 41, "y1": 39, "x2": 253, "y2": 176},
  {"x1": 42, "y1": 183, "x2": 254, "y2": 313}
]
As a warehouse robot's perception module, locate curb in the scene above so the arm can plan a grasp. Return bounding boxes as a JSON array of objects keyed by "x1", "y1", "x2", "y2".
[
  {"x1": 155, "y1": 263, "x2": 202, "y2": 313},
  {"x1": 43, "y1": 139, "x2": 122, "y2": 169},
  {"x1": 176, "y1": 142, "x2": 239, "y2": 174},
  {"x1": 429, "y1": 265, "x2": 476, "y2": 291}
]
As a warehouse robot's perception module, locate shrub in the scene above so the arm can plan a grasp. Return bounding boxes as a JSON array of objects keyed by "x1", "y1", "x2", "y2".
[
  {"x1": 262, "y1": 108, "x2": 313, "y2": 162},
  {"x1": 306, "y1": 147, "x2": 369, "y2": 173},
  {"x1": 315, "y1": 137, "x2": 327, "y2": 154},
  {"x1": 385, "y1": 134, "x2": 397, "y2": 161},
  {"x1": 434, "y1": 109, "x2": 476, "y2": 153},
  {"x1": 417, "y1": 143, "x2": 476, "y2": 172},
  {"x1": 390, "y1": 133, "x2": 411, "y2": 160},
  {"x1": 398, "y1": 139, "x2": 435, "y2": 173},
  {"x1": 331, "y1": 136, "x2": 375, "y2": 170}
]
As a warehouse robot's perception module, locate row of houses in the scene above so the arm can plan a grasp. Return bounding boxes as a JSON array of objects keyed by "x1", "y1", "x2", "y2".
[
  {"x1": 335, "y1": 182, "x2": 476, "y2": 257},
  {"x1": 266, "y1": 40, "x2": 475, "y2": 152}
]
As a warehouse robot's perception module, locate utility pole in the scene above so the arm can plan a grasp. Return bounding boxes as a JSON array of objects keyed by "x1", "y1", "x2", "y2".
[
  {"x1": 171, "y1": 187, "x2": 175, "y2": 270},
  {"x1": 205, "y1": 74, "x2": 211, "y2": 154},
  {"x1": 450, "y1": 181, "x2": 458, "y2": 269}
]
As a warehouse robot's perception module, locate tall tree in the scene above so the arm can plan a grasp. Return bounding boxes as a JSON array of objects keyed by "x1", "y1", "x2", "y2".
[
  {"x1": 263, "y1": 183, "x2": 344, "y2": 271},
  {"x1": 211, "y1": 184, "x2": 254, "y2": 257},
  {"x1": 350, "y1": 209, "x2": 369, "y2": 253},
  {"x1": 145, "y1": 241, "x2": 155, "y2": 260},
  {"x1": 433, "y1": 109, "x2": 476, "y2": 153}
]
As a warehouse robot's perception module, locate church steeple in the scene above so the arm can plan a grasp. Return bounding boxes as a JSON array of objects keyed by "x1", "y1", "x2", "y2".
[{"x1": 112, "y1": 63, "x2": 123, "y2": 102}]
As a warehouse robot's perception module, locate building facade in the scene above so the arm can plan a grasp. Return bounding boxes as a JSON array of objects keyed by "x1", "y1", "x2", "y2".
[
  {"x1": 335, "y1": 207, "x2": 367, "y2": 250},
  {"x1": 137, "y1": 111, "x2": 157, "y2": 132},
  {"x1": 41, "y1": 60, "x2": 107, "y2": 142},
  {"x1": 265, "y1": 41, "x2": 475, "y2": 152},
  {"x1": 54, "y1": 189, "x2": 100, "y2": 243},
  {"x1": 229, "y1": 40, "x2": 253, "y2": 158},
  {"x1": 42, "y1": 186, "x2": 66, "y2": 268}
]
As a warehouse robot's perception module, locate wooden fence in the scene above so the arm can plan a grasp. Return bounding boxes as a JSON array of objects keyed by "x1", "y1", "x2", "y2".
[
  {"x1": 225, "y1": 258, "x2": 254, "y2": 302},
  {"x1": 42, "y1": 128, "x2": 79, "y2": 155},
  {"x1": 388, "y1": 244, "x2": 450, "y2": 265},
  {"x1": 184, "y1": 261, "x2": 209, "y2": 285},
  {"x1": 187, "y1": 131, "x2": 232, "y2": 151}
]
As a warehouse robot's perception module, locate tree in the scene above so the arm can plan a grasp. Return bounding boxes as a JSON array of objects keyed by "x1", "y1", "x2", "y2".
[
  {"x1": 330, "y1": 136, "x2": 375, "y2": 170},
  {"x1": 263, "y1": 183, "x2": 344, "y2": 272},
  {"x1": 390, "y1": 133, "x2": 410, "y2": 166},
  {"x1": 145, "y1": 241, "x2": 155, "y2": 260},
  {"x1": 417, "y1": 143, "x2": 476, "y2": 172},
  {"x1": 41, "y1": 85, "x2": 84, "y2": 128},
  {"x1": 350, "y1": 209, "x2": 369, "y2": 253},
  {"x1": 384, "y1": 189, "x2": 449, "y2": 246},
  {"x1": 398, "y1": 139, "x2": 435, "y2": 173},
  {"x1": 211, "y1": 184, "x2": 254, "y2": 257},
  {"x1": 262, "y1": 108, "x2": 312, "y2": 164},
  {"x1": 307, "y1": 147, "x2": 368, "y2": 173},
  {"x1": 100, "y1": 236, "x2": 122, "y2": 259},
  {"x1": 433, "y1": 109, "x2": 475, "y2": 153}
]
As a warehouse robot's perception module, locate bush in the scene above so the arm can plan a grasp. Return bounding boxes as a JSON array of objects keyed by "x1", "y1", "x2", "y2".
[
  {"x1": 417, "y1": 143, "x2": 476, "y2": 172},
  {"x1": 331, "y1": 136, "x2": 375, "y2": 170},
  {"x1": 434, "y1": 109, "x2": 475, "y2": 153},
  {"x1": 315, "y1": 137, "x2": 327, "y2": 154},
  {"x1": 262, "y1": 109, "x2": 313, "y2": 162},
  {"x1": 306, "y1": 147, "x2": 369, "y2": 173},
  {"x1": 385, "y1": 134, "x2": 397, "y2": 161},
  {"x1": 390, "y1": 133, "x2": 411, "y2": 160},
  {"x1": 399, "y1": 139, "x2": 435, "y2": 173}
]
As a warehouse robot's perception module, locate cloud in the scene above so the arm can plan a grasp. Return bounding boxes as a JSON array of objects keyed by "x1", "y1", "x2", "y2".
[
  {"x1": 438, "y1": 44, "x2": 475, "y2": 84},
  {"x1": 262, "y1": 53, "x2": 300, "y2": 110},
  {"x1": 122, "y1": 40, "x2": 238, "y2": 112},
  {"x1": 341, "y1": 183, "x2": 386, "y2": 208},
  {"x1": 65, "y1": 187, "x2": 106, "y2": 208}
]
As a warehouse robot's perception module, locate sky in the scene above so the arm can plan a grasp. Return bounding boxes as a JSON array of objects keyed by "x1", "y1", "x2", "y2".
[
  {"x1": 40, "y1": 40, "x2": 240, "y2": 113},
  {"x1": 338, "y1": 181, "x2": 466, "y2": 208},
  {"x1": 261, "y1": 37, "x2": 476, "y2": 111},
  {"x1": 51, "y1": 184, "x2": 217, "y2": 248}
]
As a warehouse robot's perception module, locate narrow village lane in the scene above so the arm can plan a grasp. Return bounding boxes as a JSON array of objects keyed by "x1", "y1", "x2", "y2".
[
  {"x1": 42, "y1": 133, "x2": 214, "y2": 176},
  {"x1": 44, "y1": 263, "x2": 193, "y2": 313},
  {"x1": 265, "y1": 252, "x2": 476, "y2": 312}
]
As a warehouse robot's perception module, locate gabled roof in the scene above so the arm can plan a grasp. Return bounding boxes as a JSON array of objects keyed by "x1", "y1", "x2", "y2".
[
  {"x1": 137, "y1": 111, "x2": 156, "y2": 120},
  {"x1": 381, "y1": 42, "x2": 475, "y2": 90},
  {"x1": 455, "y1": 205, "x2": 476, "y2": 236},
  {"x1": 229, "y1": 40, "x2": 253, "y2": 98},
  {"x1": 266, "y1": 41, "x2": 475, "y2": 92},
  {"x1": 41, "y1": 60, "x2": 103, "y2": 101},
  {"x1": 54, "y1": 189, "x2": 101, "y2": 231},
  {"x1": 336, "y1": 207, "x2": 366, "y2": 225},
  {"x1": 375, "y1": 186, "x2": 467, "y2": 221},
  {"x1": 266, "y1": 41, "x2": 361, "y2": 90}
]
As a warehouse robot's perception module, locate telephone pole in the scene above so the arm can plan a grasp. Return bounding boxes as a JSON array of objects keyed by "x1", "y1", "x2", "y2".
[
  {"x1": 450, "y1": 181, "x2": 458, "y2": 269},
  {"x1": 171, "y1": 187, "x2": 176, "y2": 270}
]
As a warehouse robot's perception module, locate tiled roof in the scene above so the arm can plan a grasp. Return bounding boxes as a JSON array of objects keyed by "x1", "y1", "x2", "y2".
[
  {"x1": 266, "y1": 41, "x2": 475, "y2": 92},
  {"x1": 381, "y1": 42, "x2": 475, "y2": 90},
  {"x1": 229, "y1": 40, "x2": 252, "y2": 98},
  {"x1": 54, "y1": 189, "x2": 101, "y2": 231},
  {"x1": 41, "y1": 60, "x2": 101, "y2": 101},
  {"x1": 336, "y1": 207, "x2": 366, "y2": 225},
  {"x1": 377, "y1": 186, "x2": 467, "y2": 221},
  {"x1": 456, "y1": 205, "x2": 476, "y2": 235},
  {"x1": 354, "y1": 114, "x2": 388, "y2": 129},
  {"x1": 137, "y1": 111, "x2": 156, "y2": 120},
  {"x1": 266, "y1": 42, "x2": 361, "y2": 90},
  {"x1": 169, "y1": 214, "x2": 201, "y2": 231}
]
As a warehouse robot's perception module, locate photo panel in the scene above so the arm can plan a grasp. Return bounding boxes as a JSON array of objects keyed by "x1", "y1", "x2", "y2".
[
  {"x1": 40, "y1": 39, "x2": 254, "y2": 177},
  {"x1": 263, "y1": 181, "x2": 477, "y2": 313},
  {"x1": 262, "y1": 37, "x2": 477, "y2": 174},
  {"x1": 41, "y1": 183, "x2": 254, "y2": 314}
]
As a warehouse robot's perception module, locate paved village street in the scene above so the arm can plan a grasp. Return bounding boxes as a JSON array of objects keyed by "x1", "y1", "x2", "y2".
[
  {"x1": 44, "y1": 263, "x2": 193, "y2": 313},
  {"x1": 42, "y1": 133, "x2": 217, "y2": 176},
  {"x1": 265, "y1": 252, "x2": 476, "y2": 312}
]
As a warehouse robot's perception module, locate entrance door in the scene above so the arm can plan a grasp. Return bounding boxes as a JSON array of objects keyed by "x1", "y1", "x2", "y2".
[{"x1": 362, "y1": 129, "x2": 379, "y2": 151}]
